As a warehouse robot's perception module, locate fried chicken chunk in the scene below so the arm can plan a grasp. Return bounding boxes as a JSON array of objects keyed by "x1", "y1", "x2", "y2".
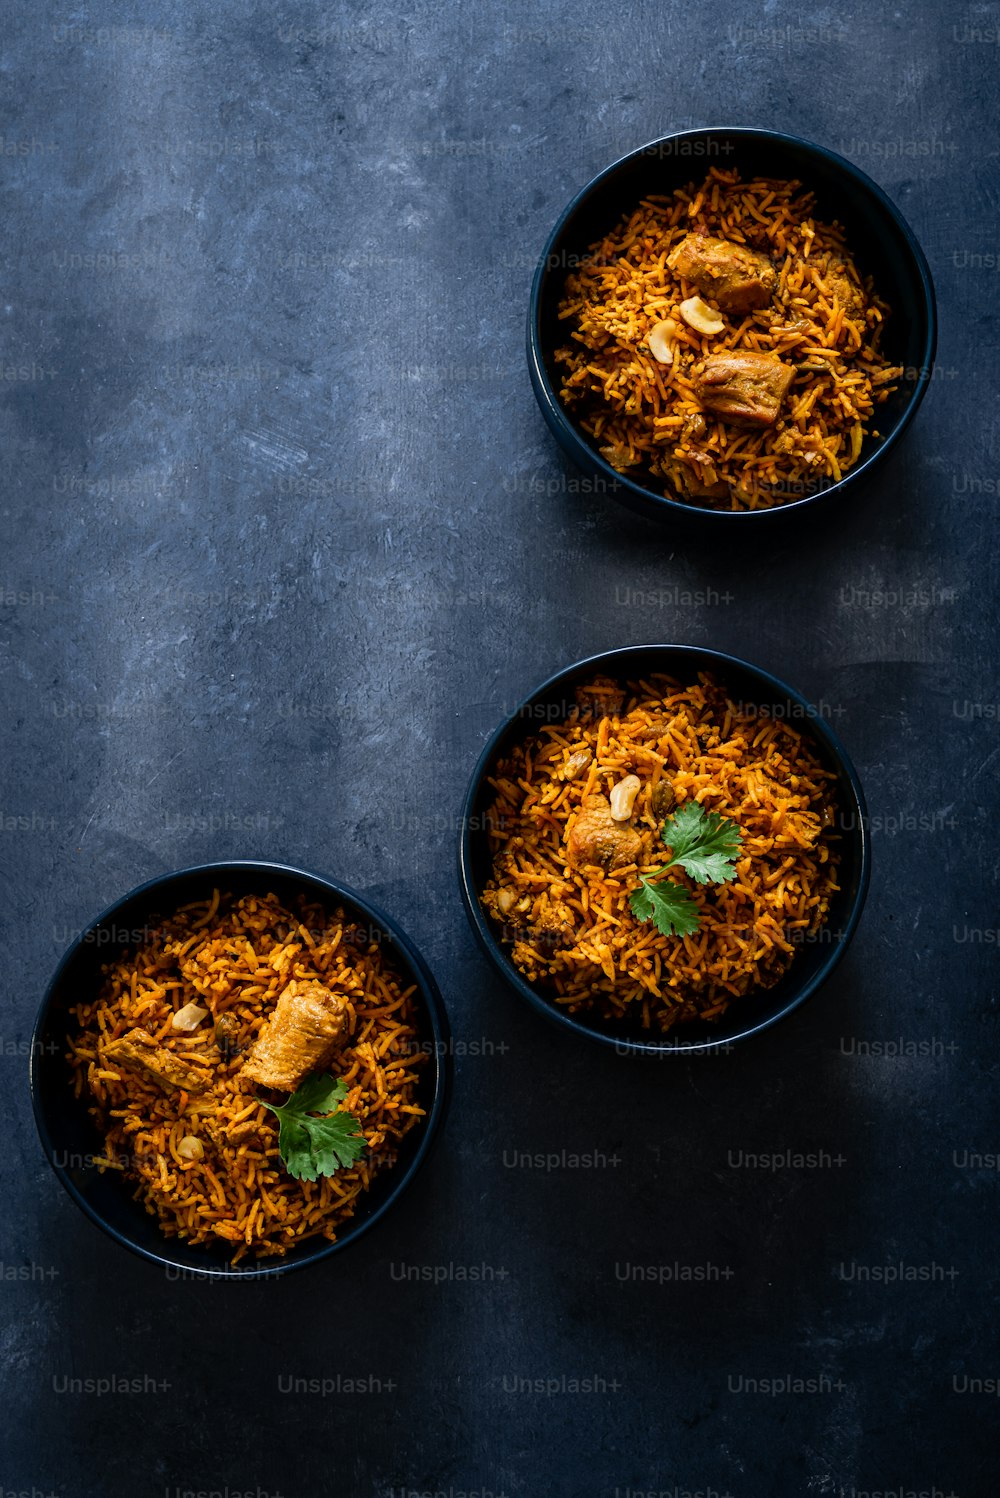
[
  {"x1": 240, "y1": 978, "x2": 351, "y2": 1092},
  {"x1": 103, "y1": 1028, "x2": 212, "y2": 1094},
  {"x1": 692, "y1": 351, "x2": 795, "y2": 427},
  {"x1": 567, "y1": 793, "x2": 645, "y2": 871},
  {"x1": 668, "y1": 233, "x2": 777, "y2": 314}
]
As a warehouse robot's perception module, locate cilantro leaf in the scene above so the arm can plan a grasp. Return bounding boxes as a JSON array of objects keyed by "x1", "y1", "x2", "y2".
[
  {"x1": 628, "y1": 799, "x2": 742, "y2": 937},
  {"x1": 629, "y1": 877, "x2": 702, "y2": 938},
  {"x1": 258, "y1": 1073, "x2": 367, "y2": 1182},
  {"x1": 661, "y1": 800, "x2": 742, "y2": 885}
]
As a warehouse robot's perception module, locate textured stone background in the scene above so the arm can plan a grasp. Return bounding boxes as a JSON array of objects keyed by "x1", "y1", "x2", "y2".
[{"x1": 2, "y1": 2, "x2": 997, "y2": 1494}]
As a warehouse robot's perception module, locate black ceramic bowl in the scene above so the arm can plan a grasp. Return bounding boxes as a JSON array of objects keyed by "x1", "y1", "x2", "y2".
[
  {"x1": 460, "y1": 645, "x2": 870, "y2": 1053},
  {"x1": 528, "y1": 127, "x2": 937, "y2": 526},
  {"x1": 31, "y1": 861, "x2": 450, "y2": 1278}
]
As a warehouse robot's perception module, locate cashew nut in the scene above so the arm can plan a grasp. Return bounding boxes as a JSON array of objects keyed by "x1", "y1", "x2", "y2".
[
  {"x1": 679, "y1": 296, "x2": 725, "y2": 336},
  {"x1": 609, "y1": 774, "x2": 641, "y2": 822},
  {"x1": 648, "y1": 318, "x2": 680, "y2": 365}
]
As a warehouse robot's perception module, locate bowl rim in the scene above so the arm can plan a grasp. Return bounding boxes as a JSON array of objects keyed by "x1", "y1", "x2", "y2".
[
  {"x1": 30, "y1": 859, "x2": 452, "y2": 1279},
  {"x1": 527, "y1": 125, "x2": 938, "y2": 522},
  {"x1": 458, "y1": 644, "x2": 872, "y2": 1053}
]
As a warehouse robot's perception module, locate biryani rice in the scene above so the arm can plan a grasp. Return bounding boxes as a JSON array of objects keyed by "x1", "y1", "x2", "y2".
[
  {"x1": 555, "y1": 167, "x2": 902, "y2": 510},
  {"x1": 68, "y1": 889, "x2": 427, "y2": 1260},
  {"x1": 482, "y1": 674, "x2": 840, "y2": 1032}
]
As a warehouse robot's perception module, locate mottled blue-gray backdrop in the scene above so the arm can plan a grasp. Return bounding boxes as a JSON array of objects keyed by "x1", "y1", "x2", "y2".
[{"x1": 2, "y1": 2, "x2": 996, "y2": 1494}]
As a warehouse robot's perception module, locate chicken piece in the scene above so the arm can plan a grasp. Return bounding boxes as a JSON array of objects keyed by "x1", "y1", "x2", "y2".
[
  {"x1": 240, "y1": 978, "x2": 350, "y2": 1092},
  {"x1": 668, "y1": 234, "x2": 776, "y2": 315},
  {"x1": 103, "y1": 1029, "x2": 212, "y2": 1094},
  {"x1": 567, "y1": 794, "x2": 645, "y2": 871},
  {"x1": 574, "y1": 678, "x2": 625, "y2": 721},
  {"x1": 693, "y1": 352, "x2": 795, "y2": 428}
]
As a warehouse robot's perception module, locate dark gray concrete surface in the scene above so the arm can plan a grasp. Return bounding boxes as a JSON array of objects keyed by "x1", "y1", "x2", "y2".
[{"x1": 2, "y1": 2, "x2": 997, "y2": 1494}]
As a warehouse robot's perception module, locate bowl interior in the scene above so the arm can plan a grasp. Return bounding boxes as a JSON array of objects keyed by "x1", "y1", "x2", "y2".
[
  {"x1": 32, "y1": 863, "x2": 448, "y2": 1276},
  {"x1": 462, "y1": 646, "x2": 869, "y2": 1050},
  {"x1": 532, "y1": 129, "x2": 934, "y2": 511}
]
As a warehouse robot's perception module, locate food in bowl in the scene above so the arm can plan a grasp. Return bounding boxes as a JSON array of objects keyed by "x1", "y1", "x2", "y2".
[
  {"x1": 555, "y1": 168, "x2": 903, "y2": 510},
  {"x1": 67, "y1": 888, "x2": 427, "y2": 1260},
  {"x1": 481, "y1": 674, "x2": 840, "y2": 1033}
]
